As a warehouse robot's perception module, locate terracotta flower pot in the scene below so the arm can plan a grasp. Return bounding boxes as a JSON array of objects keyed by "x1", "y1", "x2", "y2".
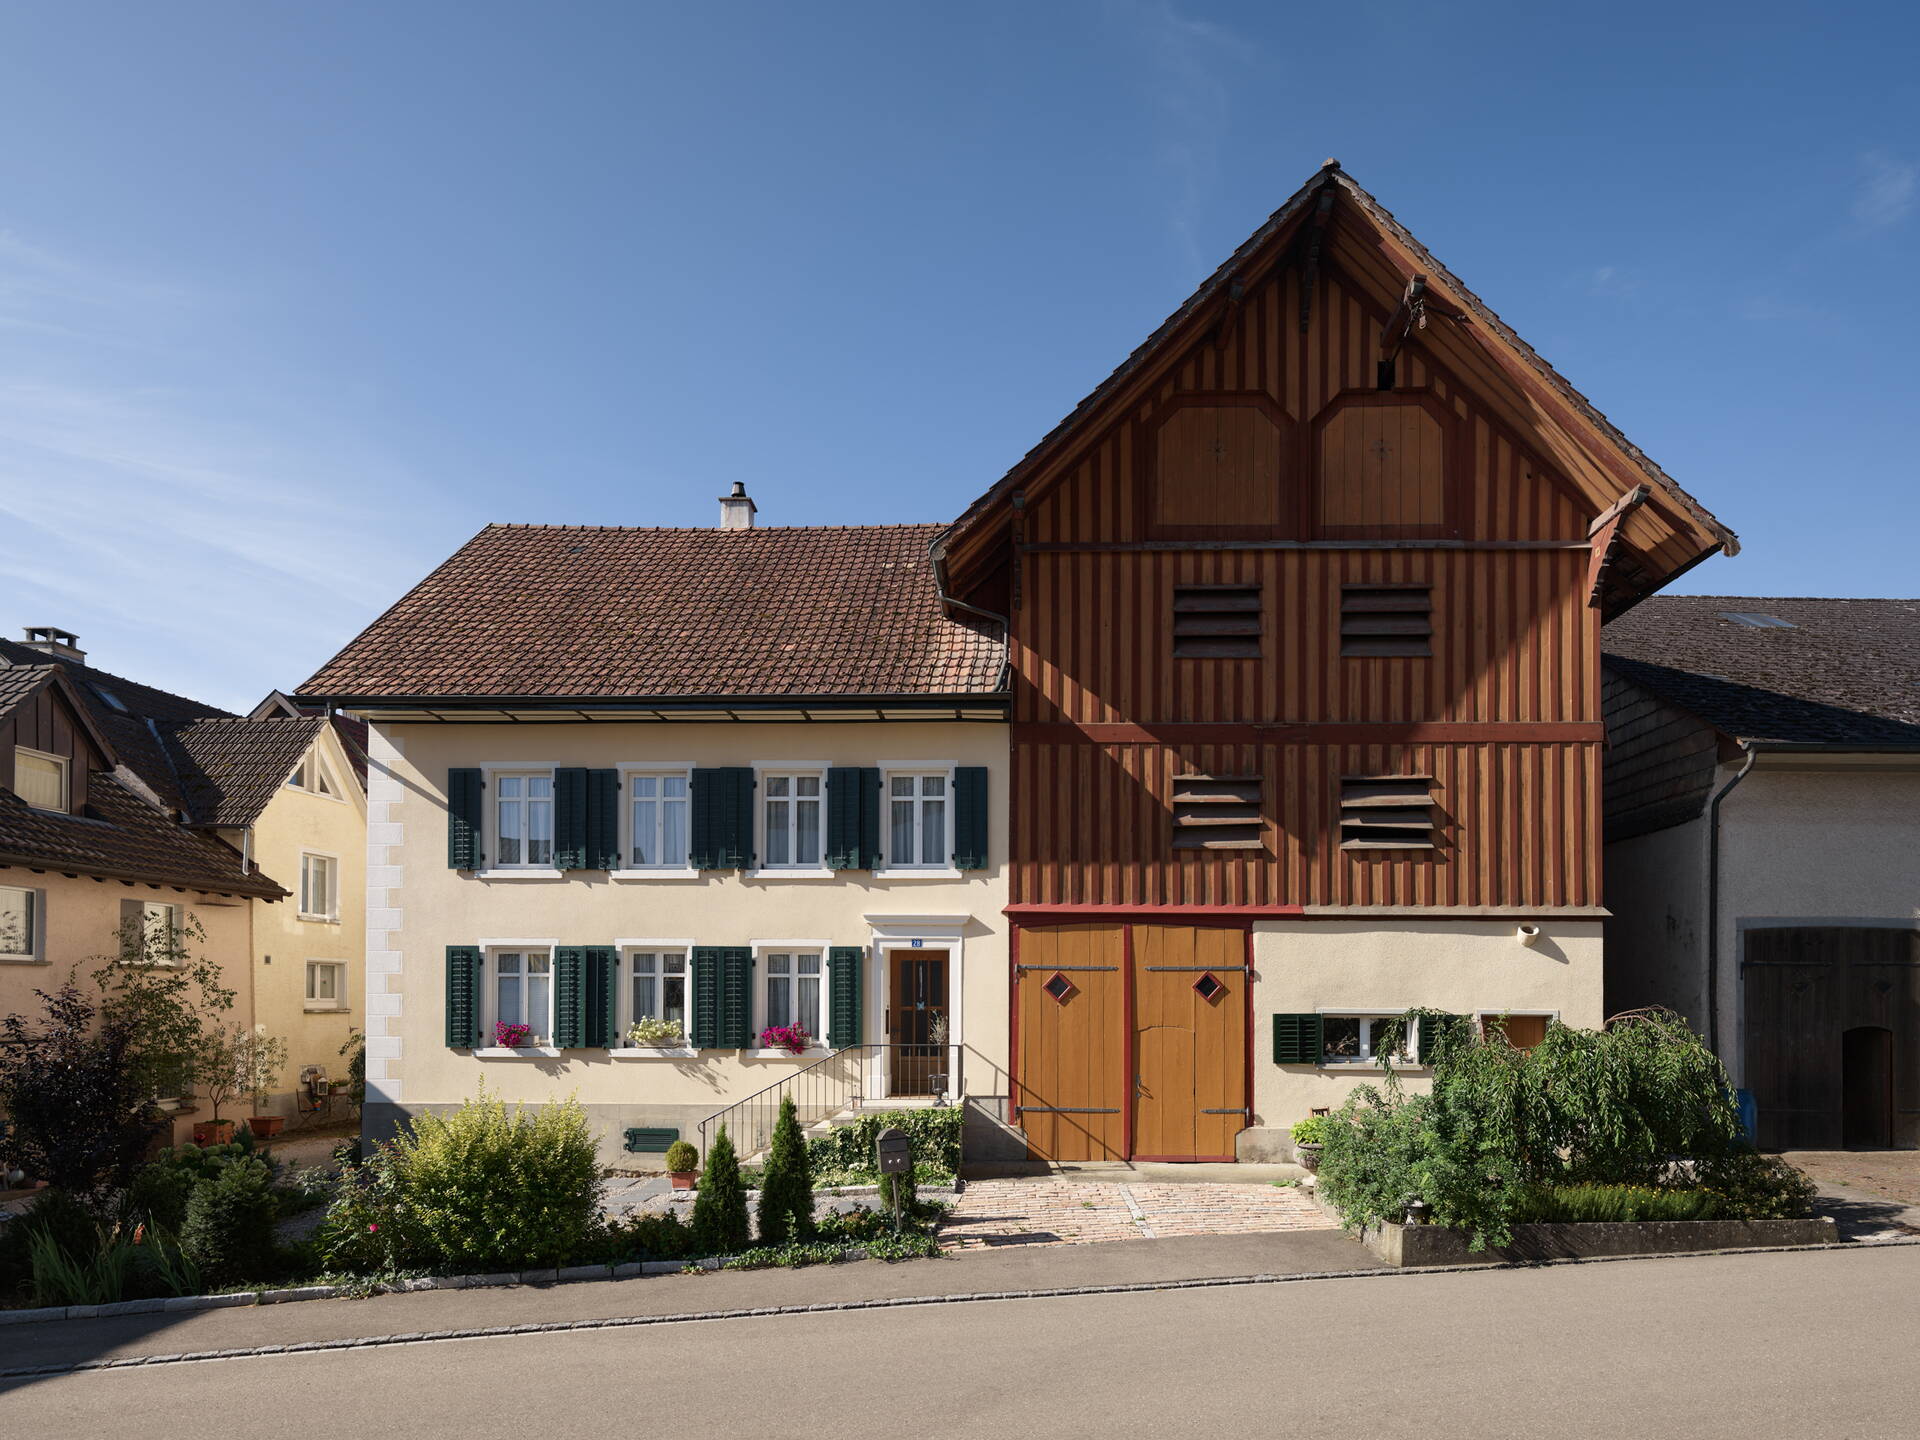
[
  {"x1": 193, "y1": 1120, "x2": 237, "y2": 1147},
  {"x1": 247, "y1": 1115, "x2": 285, "y2": 1140},
  {"x1": 670, "y1": 1171, "x2": 698, "y2": 1191},
  {"x1": 1294, "y1": 1142, "x2": 1323, "y2": 1174}
]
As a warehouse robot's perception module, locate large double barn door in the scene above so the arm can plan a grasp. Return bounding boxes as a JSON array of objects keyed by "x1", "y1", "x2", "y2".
[{"x1": 1015, "y1": 923, "x2": 1248, "y2": 1162}]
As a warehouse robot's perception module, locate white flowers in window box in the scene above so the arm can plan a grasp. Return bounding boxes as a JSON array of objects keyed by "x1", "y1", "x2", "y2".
[{"x1": 628, "y1": 1016, "x2": 687, "y2": 1048}]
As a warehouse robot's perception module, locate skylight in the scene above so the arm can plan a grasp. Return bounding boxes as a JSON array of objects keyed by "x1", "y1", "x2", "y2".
[
  {"x1": 90, "y1": 682, "x2": 128, "y2": 712},
  {"x1": 1719, "y1": 613, "x2": 1797, "y2": 629}
]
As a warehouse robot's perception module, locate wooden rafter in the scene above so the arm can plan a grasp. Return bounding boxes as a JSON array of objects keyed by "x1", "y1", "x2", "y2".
[
  {"x1": 1210, "y1": 275, "x2": 1247, "y2": 350},
  {"x1": 1297, "y1": 186, "x2": 1335, "y2": 334},
  {"x1": 1586, "y1": 485, "x2": 1651, "y2": 607}
]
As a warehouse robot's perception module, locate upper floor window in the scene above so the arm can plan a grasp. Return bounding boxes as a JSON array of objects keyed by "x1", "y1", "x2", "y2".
[
  {"x1": 124, "y1": 899, "x2": 185, "y2": 964},
  {"x1": 305, "y1": 960, "x2": 347, "y2": 1011},
  {"x1": 628, "y1": 771, "x2": 690, "y2": 869},
  {"x1": 763, "y1": 951, "x2": 824, "y2": 1038},
  {"x1": 287, "y1": 751, "x2": 339, "y2": 797},
  {"x1": 493, "y1": 949, "x2": 553, "y2": 1045},
  {"x1": 1173, "y1": 586, "x2": 1263, "y2": 659},
  {"x1": 625, "y1": 949, "x2": 691, "y2": 1041},
  {"x1": 0, "y1": 885, "x2": 37, "y2": 960},
  {"x1": 762, "y1": 772, "x2": 823, "y2": 869},
  {"x1": 887, "y1": 772, "x2": 950, "y2": 868},
  {"x1": 495, "y1": 772, "x2": 555, "y2": 868},
  {"x1": 299, "y1": 852, "x2": 339, "y2": 920},
  {"x1": 14, "y1": 747, "x2": 68, "y2": 811}
]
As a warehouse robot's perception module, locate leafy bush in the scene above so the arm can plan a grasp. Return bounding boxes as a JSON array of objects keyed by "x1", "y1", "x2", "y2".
[
  {"x1": 691, "y1": 1123, "x2": 750, "y2": 1254},
  {"x1": 663, "y1": 1140, "x2": 699, "y2": 1174},
  {"x1": 628, "y1": 1017, "x2": 685, "y2": 1047},
  {"x1": 0, "y1": 1189, "x2": 102, "y2": 1302},
  {"x1": 877, "y1": 1170, "x2": 916, "y2": 1210},
  {"x1": 180, "y1": 1156, "x2": 279, "y2": 1286},
  {"x1": 313, "y1": 1150, "x2": 423, "y2": 1274},
  {"x1": 1289, "y1": 1116, "x2": 1332, "y2": 1147},
  {"x1": 756, "y1": 1096, "x2": 815, "y2": 1245},
  {"x1": 806, "y1": 1107, "x2": 962, "y2": 1181},
  {"x1": 602, "y1": 1210, "x2": 699, "y2": 1262},
  {"x1": 91, "y1": 913, "x2": 236, "y2": 1103},
  {"x1": 124, "y1": 1141, "x2": 276, "y2": 1232},
  {"x1": 1695, "y1": 1148, "x2": 1819, "y2": 1219},
  {"x1": 1507, "y1": 1184, "x2": 1724, "y2": 1224}
]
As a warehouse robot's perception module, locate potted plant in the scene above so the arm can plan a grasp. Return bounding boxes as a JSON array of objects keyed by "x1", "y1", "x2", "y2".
[
  {"x1": 494, "y1": 1021, "x2": 533, "y2": 1049},
  {"x1": 627, "y1": 1016, "x2": 685, "y2": 1048},
  {"x1": 1290, "y1": 1115, "x2": 1331, "y2": 1173},
  {"x1": 664, "y1": 1140, "x2": 700, "y2": 1190},
  {"x1": 758, "y1": 1023, "x2": 813, "y2": 1056},
  {"x1": 240, "y1": 1026, "x2": 289, "y2": 1140}
]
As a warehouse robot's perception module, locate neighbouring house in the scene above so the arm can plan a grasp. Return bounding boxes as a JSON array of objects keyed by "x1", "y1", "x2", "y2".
[
  {"x1": 929, "y1": 160, "x2": 1736, "y2": 1162},
  {"x1": 295, "y1": 504, "x2": 1011, "y2": 1167},
  {"x1": 1602, "y1": 597, "x2": 1920, "y2": 1150}
]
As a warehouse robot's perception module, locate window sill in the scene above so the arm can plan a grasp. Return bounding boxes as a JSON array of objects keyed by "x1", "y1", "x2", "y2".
[
  {"x1": 0, "y1": 955, "x2": 47, "y2": 966},
  {"x1": 608, "y1": 1046, "x2": 699, "y2": 1059},
  {"x1": 746, "y1": 869, "x2": 837, "y2": 881},
  {"x1": 873, "y1": 868, "x2": 965, "y2": 881},
  {"x1": 1318, "y1": 1061, "x2": 1427, "y2": 1071},
  {"x1": 609, "y1": 869, "x2": 702, "y2": 882},
  {"x1": 304, "y1": 1004, "x2": 350, "y2": 1014},
  {"x1": 473, "y1": 869, "x2": 567, "y2": 882},
  {"x1": 298, "y1": 914, "x2": 342, "y2": 925},
  {"x1": 746, "y1": 1047, "x2": 830, "y2": 1060},
  {"x1": 474, "y1": 1046, "x2": 563, "y2": 1059}
]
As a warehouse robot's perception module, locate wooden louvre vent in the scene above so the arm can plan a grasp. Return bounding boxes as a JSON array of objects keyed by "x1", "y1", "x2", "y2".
[
  {"x1": 1173, "y1": 585, "x2": 1263, "y2": 659},
  {"x1": 1338, "y1": 775, "x2": 1437, "y2": 849},
  {"x1": 1340, "y1": 584, "x2": 1432, "y2": 657},
  {"x1": 1173, "y1": 774, "x2": 1264, "y2": 850}
]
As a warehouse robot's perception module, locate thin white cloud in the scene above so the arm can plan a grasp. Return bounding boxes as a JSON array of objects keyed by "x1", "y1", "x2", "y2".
[
  {"x1": 1853, "y1": 150, "x2": 1916, "y2": 231},
  {"x1": 1586, "y1": 264, "x2": 1641, "y2": 299}
]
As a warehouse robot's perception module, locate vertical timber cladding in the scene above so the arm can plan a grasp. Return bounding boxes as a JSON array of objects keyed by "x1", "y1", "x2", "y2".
[{"x1": 1015, "y1": 924, "x2": 1250, "y2": 1162}]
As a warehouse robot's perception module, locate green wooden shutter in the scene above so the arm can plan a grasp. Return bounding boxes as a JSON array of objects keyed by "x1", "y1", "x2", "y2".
[
  {"x1": 586, "y1": 769, "x2": 621, "y2": 870},
  {"x1": 827, "y1": 946, "x2": 864, "y2": 1049},
  {"x1": 691, "y1": 947, "x2": 721, "y2": 1048},
  {"x1": 952, "y1": 766, "x2": 989, "y2": 869},
  {"x1": 447, "y1": 769, "x2": 484, "y2": 869},
  {"x1": 1416, "y1": 1012, "x2": 1468, "y2": 1064},
  {"x1": 553, "y1": 946, "x2": 587, "y2": 1046},
  {"x1": 721, "y1": 947, "x2": 755, "y2": 1046},
  {"x1": 1272, "y1": 1013, "x2": 1324, "y2": 1065},
  {"x1": 691, "y1": 767, "x2": 755, "y2": 869},
  {"x1": 586, "y1": 945, "x2": 619, "y2": 1047},
  {"x1": 554, "y1": 768, "x2": 589, "y2": 869},
  {"x1": 826, "y1": 768, "x2": 881, "y2": 869},
  {"x1": 445, "y1": 945, "x2": 482, "y2": 1047}
]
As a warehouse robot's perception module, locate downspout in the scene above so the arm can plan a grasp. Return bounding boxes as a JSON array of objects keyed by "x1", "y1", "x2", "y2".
[
  {"x1": 1703, "y1": 741, "x2": 1757, "y2": 1055},
  {"x1": 927, "y1": 533, "x2": 1013, "y2": 695}
]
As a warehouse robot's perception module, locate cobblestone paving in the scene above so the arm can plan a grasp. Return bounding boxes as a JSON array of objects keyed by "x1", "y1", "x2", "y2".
[{"x1": 937, "y1": 1179, "x2": 1335, "y2": 1249}]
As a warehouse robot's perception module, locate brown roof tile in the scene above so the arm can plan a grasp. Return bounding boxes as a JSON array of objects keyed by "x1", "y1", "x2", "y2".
[
  {"x1": 297, "y1": 523, "x2": 1007, "y2": 702},
  {"x1": 167, "y1": 716, "x2": 328, "y2": 828}
]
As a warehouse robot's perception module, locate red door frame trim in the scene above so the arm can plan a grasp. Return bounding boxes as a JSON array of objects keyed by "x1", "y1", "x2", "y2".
[{"x1": 1121, "y1": 924, "x2": 1136, "y2": 1161}]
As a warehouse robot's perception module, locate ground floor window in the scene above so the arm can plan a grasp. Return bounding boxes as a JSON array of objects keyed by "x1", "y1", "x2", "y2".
[
  {"x1": 627, "y1": 950, "x2": 690, "y2": 1041},
  {"x1": 493, "y1": 950, "x2": 553, "y2": 1044},
  {"x1": 763, "y1": 951, "x2": 823, "y2": 1038},
  {"x1": 305, "y1": 960, "x2": 347, "y2": 1010},
  {"x1": 1321, "y1": 1013, "x2": 1416, "y2": 1065},
  {"x1": 1480, "y1": 1013, "x2": 1552, "y2": 1051},
  {"x1": 0, "y1": 884, "x2": 35, "y2": 959}
]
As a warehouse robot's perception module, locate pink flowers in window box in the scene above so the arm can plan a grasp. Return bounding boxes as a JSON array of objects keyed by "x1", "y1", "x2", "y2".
[
  {"x1": 494, "y1": 1021, "x2": 533, "y2": 1048},
  {"x1": 758, "y1": 1024, "x2": 814, "y2": 1056}
]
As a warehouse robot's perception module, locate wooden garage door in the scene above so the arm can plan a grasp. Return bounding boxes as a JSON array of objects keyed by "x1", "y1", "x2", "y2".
[
  {"x1": 1015, "y1": 925, "x2": 1125, "y2": 1161},
  {"x1": 1132, "y1": 925, "x2": 1248, "y2": 1162}
]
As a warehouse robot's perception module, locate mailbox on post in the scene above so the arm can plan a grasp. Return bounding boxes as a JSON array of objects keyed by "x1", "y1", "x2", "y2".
[{"x1": 875, "y1": 1127, "x2": 912, "y2": 1175}]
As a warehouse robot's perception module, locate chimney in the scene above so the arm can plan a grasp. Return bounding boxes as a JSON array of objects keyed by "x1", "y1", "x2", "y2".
[
  {"x1": 719, "y1": 481, "x2": 757, "y2": 530},
  {"x1": 21, "y1": 626, "x2": 85, "y2": 664}
]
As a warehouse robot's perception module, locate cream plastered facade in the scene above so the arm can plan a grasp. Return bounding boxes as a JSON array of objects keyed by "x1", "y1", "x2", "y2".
[
  {"x1": 0, "y1": 868, "x2": 256, "y2": 1144},
  {"x1": 245, "y1": 724, "x2": 366, "y2": 1118},
  {"x1": 1242, "y1": 916, "x2": 1605, "y2": 1157},
  {"x1": 362, "y1": 720, "x2": 1009, "y2": 1164}
]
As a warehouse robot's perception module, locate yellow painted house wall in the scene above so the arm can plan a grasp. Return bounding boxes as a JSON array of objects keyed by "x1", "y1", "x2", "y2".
[{"x1": 248, "y1": 723, "x2": 366, "y2": 1118}]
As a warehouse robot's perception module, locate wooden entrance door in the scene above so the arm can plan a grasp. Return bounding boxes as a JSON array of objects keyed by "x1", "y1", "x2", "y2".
[
  {"x1": 1131, "y1": 925, "x2": 1248, "y2": 1161},
  {"x1": 886, "y1": 949, "x2": 949, "y2": 1096},
  {"x1": 1014, "y1": 925, "x2": 1125, "y2": 1161}
]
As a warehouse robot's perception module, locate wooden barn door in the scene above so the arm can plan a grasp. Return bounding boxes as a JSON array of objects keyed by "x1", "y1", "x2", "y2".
[
  {"x1": 1015, "y1": 925, "x2": 1125, "y2": 1161},
  {"x1": 1131, "y1": 925, "x2": 1248, "y2": 1161}
]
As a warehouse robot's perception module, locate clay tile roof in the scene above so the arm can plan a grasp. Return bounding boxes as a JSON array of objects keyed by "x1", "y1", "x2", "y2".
[
  {"x1": 0, "y1": 662, "x2": 56, "y2": 723},
  {"x1": 1602, "y1": 597, "x2": 1920, "y2": 747},
  {"x1": 167, "y1": 715, "x2": 327, "y2": 827},
  {"x1": 297, "y1": 523, "x2": 1007, "y2": 703}
]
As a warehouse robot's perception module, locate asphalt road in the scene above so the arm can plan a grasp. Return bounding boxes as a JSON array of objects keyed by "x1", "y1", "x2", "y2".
[{"x1": 6, "y1": 1245, "x2": 1917, "y2": 1438}]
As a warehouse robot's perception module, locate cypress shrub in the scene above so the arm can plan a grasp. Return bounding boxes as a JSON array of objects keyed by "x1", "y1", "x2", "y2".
[
  {"x1": 691, "y1": 1123, "x2": 750, "y2": 1254},
  {"x1": 755, "y1": 1096, "x2": 816, "y2": 1245},
  {"x1": 180, "y1": 1157, "x2": 278, "y2": 1287}
]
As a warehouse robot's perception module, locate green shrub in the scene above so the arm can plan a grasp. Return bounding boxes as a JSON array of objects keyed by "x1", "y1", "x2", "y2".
[
  {"x1": 180, "y1": 1156, "x2": 278, "y2": 1287},
  {"x1": 663, "y1": 1140, "x2": 699, "y2": 1174},
  {"x1": 691, "y1": 1123, "x2": 750, "y2": 1254},
  {"x1": 1695, "y1": 1148, "x2": 1819, "y2": 1219},
  {"x1": 374, "y1": 1089, "x2": 604, "y2": 1272},
  {"x1": 29, "y1": 1224, "x2": 136, "y2": 1305},
  {"x1": 877, "y1": 1170, "x2": 916, "y2": 1211},
  {"x1": 756, "y1": 1096, "x2": 816, "y2": 1246},
  {"x1": 313, "y1": 1149, "x2": 423, "y2": 1274},
  {"x1": 805, "y1": 1107, "x2": 962, "y2": 1179},
  {"x1": 1507, "y1": 1184, "x2": 1723, "y2": 1224},
  {"x1": 0, "y1": 1190, "x2": 103, "y2": 1302},
  {"x1": 123, "y1": 1142, "x2": 268, "y2": 1232}
]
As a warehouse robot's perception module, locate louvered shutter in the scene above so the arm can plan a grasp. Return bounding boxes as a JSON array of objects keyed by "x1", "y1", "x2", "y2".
[
  {"x1": 691, "y1": 947, "x2": 721, "y2": 1048},
  {"x1": 586, "y1": 945, "x2": 619, "y2": 1047},
  {"x1": 553, "y1": 946, "x2": 587, "y2": 1046},
  {"x1": 586, "y1": 769, "x2": 621, "y2": 870},
  {"x1": 721, "y1": 947, "x2": 755, "y2": 1047},
  {"x1": 445, "y1": 945, "x2": 482, "y2": 1048},
  {"x1": 447, "y1": 769, "x2": 484, "y2": 869},
  {"x1": 826, "y1": 768, "x2": 881, "y2": 870},
  {"x1": 827, "y1": 946, "x2": 863, "y2": 1049},
  {"x1": 690, "y1": 767, "x2": 755, "y2": 869},
  {"x1": 952, "y1": 766, "x2": 989, "y2": 869},
  {"x1": 554, "y1": 768, "x2": 589, "y2": 869},
  {"x1": 1272, "y1": 1013, "x2": 1324, "y2": 1065},
  {"x1": 1416, "y1": 1012, "x2": 1468, "y2": 1064}
]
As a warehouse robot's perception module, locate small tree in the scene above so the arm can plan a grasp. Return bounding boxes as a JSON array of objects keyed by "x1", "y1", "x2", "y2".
[
  {"x1": 91, "y1": 913, "x2": 235, "y2": 1103},
  {"x1": 0, "y1": 980, "x2": 154, "y2": 1198},
  {"x1": 196, "y1": 1023, "x2": 289, "y2": 1121},
  {"x1": 690, "y1": 1123, "x2": 750, "y2": 1254},
  {"x1": 756, "y1": 1095, "x2": 816, "y2": 1245}
]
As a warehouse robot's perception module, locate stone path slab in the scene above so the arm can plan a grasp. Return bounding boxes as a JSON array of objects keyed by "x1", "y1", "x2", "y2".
[{"x1": 938, "y1": 1179, "x2": 1333, "y2": 1249}]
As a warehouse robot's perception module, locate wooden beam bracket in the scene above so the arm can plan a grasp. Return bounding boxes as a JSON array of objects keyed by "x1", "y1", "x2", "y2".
[
  {"x1": 1585, "y1": 486, "x2": 1650, "y2": 608},
  {"x1": 1379, "y1": 274, "x2": 1470, "y2": 363}
]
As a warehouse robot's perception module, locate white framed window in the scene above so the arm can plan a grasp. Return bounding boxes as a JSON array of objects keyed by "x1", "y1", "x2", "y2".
[
  {"x1": 14, "y1": 747, "x2": 68, "y2": 811},
  {"x1": 123, "y1": 900, "x2": 184, "y2": 964},
  {"x1": 761, "y1": 771, "x2": 824, "y2": 869},
  {"x1": 624, "y1": 949, "x2": 692, "y2": 1040},
  {"x1": 305, "y1": 960, "x2": 347, "y2": 1010},
  {"x1": 298, "y1": 852, "x2": 338, "y2": 919},
  {"x1": 627, "y1": 770, "x2": 690, "y2": 869},
  {"x1": 885, "y1": 771, "x2": 951, "y2": 869},
  {"x1": 492, "y1": 949, "x2": 554, "y2": 1044},
  {"x1": 494, "y1": 772, "x2": 555, "y2": 868},
  {"x1": 1319, "y1": 1013, "x2": 1417, "y2": 1066},
  {"x1": 287, "y1": 751, "x2": 340, "y2": 797},
  {"x1": 762, "y1": 950, "x2": 825, "y2": 1038},
  {"x1": 0, "y1": 885, "x2": 38, "y2": 961}
]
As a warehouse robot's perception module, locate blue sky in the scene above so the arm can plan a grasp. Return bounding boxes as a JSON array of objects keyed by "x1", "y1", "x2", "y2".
[{"x1": 1, "y1": 1, "x2": 1914, "y2": 711}]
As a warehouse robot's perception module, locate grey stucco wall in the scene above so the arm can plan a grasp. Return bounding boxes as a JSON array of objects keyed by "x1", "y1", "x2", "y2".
[{"x1": 1603, "y1": 813, "x2": 1710, "y2": 1029}]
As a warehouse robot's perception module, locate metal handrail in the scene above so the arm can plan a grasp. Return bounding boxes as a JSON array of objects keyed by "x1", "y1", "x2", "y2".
[{"x1": 695, "y1": 1043, "x2": 962, "y2": 1162}]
